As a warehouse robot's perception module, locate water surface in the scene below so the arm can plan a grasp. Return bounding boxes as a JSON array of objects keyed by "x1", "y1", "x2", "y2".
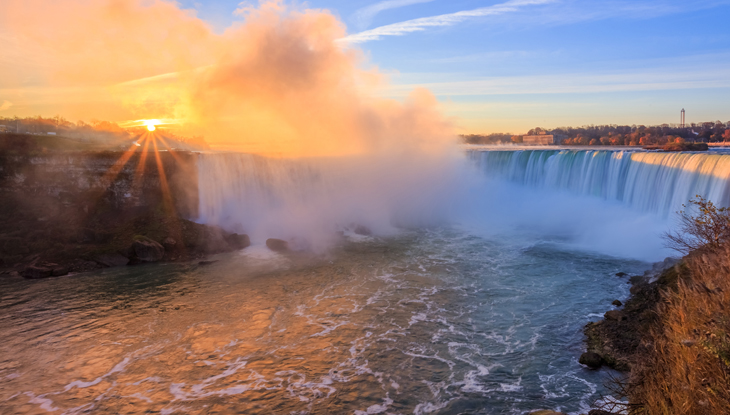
[{"x1": 0, "y1": 229, "x2": 647, "y2": 414}]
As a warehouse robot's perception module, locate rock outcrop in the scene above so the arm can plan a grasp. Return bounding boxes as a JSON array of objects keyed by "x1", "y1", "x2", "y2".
[
  {"x1": 22, "y1": 265, "x2": 53, "y2": 279},
  {"x1": 226, "y1": 233, "x2": 251, "y2": 250},
  {"x1": 132, "y1": 238, "x2": 165, "y2": 262},
  {"x1": 579, "y1": 352, "x2": 603, "y2": 369},
  {"x1": 95, "y1": 253, "x2": 130, "y2": 268},
  {"x1": 583, "y1": 257, "x2": 687, "y2": 371},
  {"x1": 266, "y1": 238, "x2": 289, "y2": 252}
]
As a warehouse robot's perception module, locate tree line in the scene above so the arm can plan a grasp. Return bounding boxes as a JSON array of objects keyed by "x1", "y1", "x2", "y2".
[{"x1": 461, "y1": 121, "x2": 730, "y2": 146}]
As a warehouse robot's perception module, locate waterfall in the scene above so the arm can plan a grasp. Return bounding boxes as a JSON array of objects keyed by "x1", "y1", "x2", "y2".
[
  {"x1": 470, "y1": 149, "x2": 730, "y2": 217},
  {"x1": 196, "y1": 152, "x2": 459, "y2": 246}
]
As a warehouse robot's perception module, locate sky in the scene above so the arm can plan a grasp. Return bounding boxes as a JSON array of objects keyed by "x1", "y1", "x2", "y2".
[
  {"x1": 177, "y1": 0, "x2": 730, "y2": 134},
  {"x1": 2, "y1": 0, "x2": 730, "y2": 135}
]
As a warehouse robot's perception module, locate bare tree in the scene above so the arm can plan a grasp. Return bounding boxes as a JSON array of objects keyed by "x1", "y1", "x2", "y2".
[{"x1": 664, "y1": 196, "x2": 730, "y2": 254}]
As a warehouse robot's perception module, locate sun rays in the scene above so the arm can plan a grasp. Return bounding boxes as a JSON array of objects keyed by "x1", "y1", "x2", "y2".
[{"x1": 95, "y1": 128, "x2": 187, "y2": 254}]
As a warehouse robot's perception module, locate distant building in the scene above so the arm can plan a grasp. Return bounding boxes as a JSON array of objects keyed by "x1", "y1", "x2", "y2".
[
  {"x1": 0, "y1": 125, "x2": 7, "y2": 133},
  {"x1": 522, "y1": 132, "x2": 562, "y2": 145},
  {"x1": 47, "y1": 132, "x2": 56, "y2": 135}
]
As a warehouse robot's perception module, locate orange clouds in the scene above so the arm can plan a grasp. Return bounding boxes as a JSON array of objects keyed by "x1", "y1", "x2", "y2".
[{"x1": 0, "y1": 0, "x2": 454, "y2": 156}]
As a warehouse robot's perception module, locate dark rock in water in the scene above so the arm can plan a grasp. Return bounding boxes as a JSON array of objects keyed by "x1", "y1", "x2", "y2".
[
  {"x1": 95, "y1": 253, "x2": 130, "y2": 268},
  {"x1": 51, "y1": 266, "x2": 69, "y2": 277},
  {"x1": 612, "y1": 299, "x2": 623, "y2": 307},
  {"x1": 132, "y1": 238, "x2": 165, "y2": 262},
  {"x1": 266, "y1": 238, "x2": 289, "y2": 252},
  {"x1": 629, "y1": 275, "x2": 645, "y2": 284},
  {"x1": 226, "y1": 233, "x2": 251, "y2": 250},
  {"x1": 604, "y1": 310, "x2": 626, "y2": 322},
  {"x1": 22, "y1": 266, "x2": 53, "y2": 279},
  {"x1": 198, "y1": 260, "x2": 217, "y2": 266},
  {"x1": 579, "y1": 352, "x2": 603, "y2": 369},
  {"x1": 615, "y1": 272, "x2": 628, "y2": 277},
  {"x1": 354, "y1": 225, "x2": 372, "y2": 236},
  {"x1": 162, "y1": 237, "x2": 177, "y2": 251}
]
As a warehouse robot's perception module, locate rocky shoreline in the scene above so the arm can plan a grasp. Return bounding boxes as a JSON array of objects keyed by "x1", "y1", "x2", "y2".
[
  {"x1": 0, "y1": 213, "x2": 252, "y2": 280},
  {"x1": 580, "y1": 257, "x2": 684, "y2": 373},
  {"x1": 524, "y1": 259, "x2": 689, "y2": 415}
]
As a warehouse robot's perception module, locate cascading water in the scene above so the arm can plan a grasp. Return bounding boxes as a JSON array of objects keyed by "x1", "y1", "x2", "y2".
[
  {"x1": 469, "y1": 149, "x2": 730, "y2": 217},
  {"x1": 196, "y1": 151, "x2": 461, "y2": 247}
]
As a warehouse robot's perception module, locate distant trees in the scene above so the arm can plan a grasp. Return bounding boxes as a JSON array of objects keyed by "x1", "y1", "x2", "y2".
[
  {"x1": 459, "y1": 133, "x2": 513, "y2": 145},
  {"x1": 462, "y1": 121, "x2": 730, "y2": 147}
]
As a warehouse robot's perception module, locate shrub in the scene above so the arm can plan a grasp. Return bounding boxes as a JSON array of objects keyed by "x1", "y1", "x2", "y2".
[{"x1": 624, "y1": 197, "x2": 730, "y2": 414}]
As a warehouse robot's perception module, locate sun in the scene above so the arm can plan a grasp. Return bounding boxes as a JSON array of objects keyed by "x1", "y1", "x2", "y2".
[{"x1": 143, "y1": 119, "x2": 161, "y2": 132}]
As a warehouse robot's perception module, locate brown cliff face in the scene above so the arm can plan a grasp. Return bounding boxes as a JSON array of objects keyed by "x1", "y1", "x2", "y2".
[{"x1": 0, "y1": 146, "x2": 247, "y2": 277}]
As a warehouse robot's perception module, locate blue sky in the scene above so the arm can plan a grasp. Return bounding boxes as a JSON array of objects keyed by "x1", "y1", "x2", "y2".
[{"x1": 138, "y1": 1, "x2": 730, "y2": 133}]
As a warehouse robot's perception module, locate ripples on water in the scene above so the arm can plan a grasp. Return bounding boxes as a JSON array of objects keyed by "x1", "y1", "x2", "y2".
[{"x1": 0, "y1": 229, "x2": 647, "y2": 414}]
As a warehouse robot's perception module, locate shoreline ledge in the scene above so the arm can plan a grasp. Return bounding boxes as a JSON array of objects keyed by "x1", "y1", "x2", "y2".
[{"x1": 581, "y1": 257, "x2": 684, "y2": 372}]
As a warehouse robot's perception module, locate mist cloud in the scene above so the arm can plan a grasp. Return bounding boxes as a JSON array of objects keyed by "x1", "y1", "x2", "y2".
[{"x1": 0, "y1": 0, "x2": 455, "y2": 156}]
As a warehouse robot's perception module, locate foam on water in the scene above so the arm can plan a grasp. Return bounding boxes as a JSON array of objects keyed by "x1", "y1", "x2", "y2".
[{"x1": 0, "y1": 229, "x2": 649, "y2": 414}]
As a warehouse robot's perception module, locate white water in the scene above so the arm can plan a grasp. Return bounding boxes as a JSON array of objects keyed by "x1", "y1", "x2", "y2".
[
  {"x1": 196, "y1": 149, "x2": 730, "y2": 261},
  {"x1": 469, "y1": 149, "x2": 730, "y2": 217},
  {"x1": 196, "y1": 152, "x2": 461, "y2": 249}
]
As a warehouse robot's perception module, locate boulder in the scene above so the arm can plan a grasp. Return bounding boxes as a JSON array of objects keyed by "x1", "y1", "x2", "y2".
[
  {"x1": 95, "y1": 253, "x2": 130, "y2": 268},
  {"x1": 579, "y1": 352, "x2": 603, "y2": 369},
  {"x1": 226, "y1": 233, "x2": 251, "y2": 250},
  {"x1": 612, "y1": 299, "x2": 623, "y2": 307},
  {"x1": 604, "y1": 310, "x2": 626, "y2": 321},
  {"x1": 22, "y1": 266, "x2": 53, "y2": 279},
  {"x1": 266, "y1": 238, "x2": 289, "y2": 252},
  {"x1": 162, "y1": 237, "x2": 177, "y2": 251},
  {"x1": 354, "y1": 225, "x2": 372, "y2": 236},
  {"x1": 615, "y1": 272, "x2": 628, "y2": 277},
  {"x1": 51, "y1": 266, "x2": 69, "y2": 277},
  {"x1": 132, "y1": 238, "x2": 165, "y2": 262}
]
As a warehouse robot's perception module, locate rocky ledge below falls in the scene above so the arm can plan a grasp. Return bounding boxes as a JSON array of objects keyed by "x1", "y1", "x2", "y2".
[
  {"x1": 580, "y1": 257, "x2": 687, "y2": 372},
  {"x1": 0, "y1": 212, "x2": 251, "y2": 279}
]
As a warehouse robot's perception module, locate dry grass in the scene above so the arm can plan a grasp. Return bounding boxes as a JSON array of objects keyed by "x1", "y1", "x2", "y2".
[{"x1": 628, "y1": 247, "x2": 730, "y2": 414}]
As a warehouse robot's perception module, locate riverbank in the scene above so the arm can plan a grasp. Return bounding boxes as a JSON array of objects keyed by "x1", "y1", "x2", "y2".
[
  {"x1": 582, "y1": 245, "x2": 730, "y2": 412},
  {"x1": 581, "y1": 258, "x2": 685, "y2": 372}
]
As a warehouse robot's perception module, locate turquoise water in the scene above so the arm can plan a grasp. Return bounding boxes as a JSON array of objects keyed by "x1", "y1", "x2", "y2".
[{"x1": 0, "y1": 228, "x2": 647, "y2": 414}]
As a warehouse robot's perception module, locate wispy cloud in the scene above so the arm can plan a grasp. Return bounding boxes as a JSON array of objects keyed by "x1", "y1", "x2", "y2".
[
  {"x1": 384, "y1": 65, "x2": 730, "y2": 96},
  {"x1": 351, "y1": 0, "x2": 436, "y2": 30},
  {"x1": 341, "y1": 0, "x2": 555, "y2": 43},
  {"x1": 0, "y1": 100, "x2": 12, "y2": 111},
  {"x1": 342, "y1": 0, "x2": 730, "y2": 44}
]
